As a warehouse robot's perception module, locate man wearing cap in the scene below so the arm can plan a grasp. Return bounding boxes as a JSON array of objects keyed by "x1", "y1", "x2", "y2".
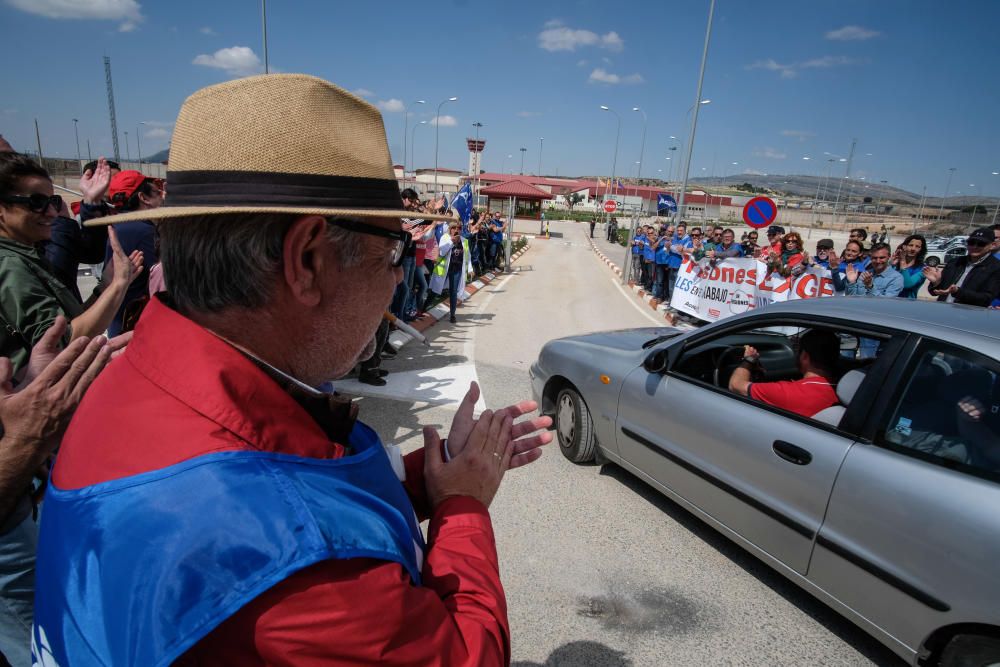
[
  {"x1": 32, "y1": 74, "x2": 551, "y2": 667},
  {"x1": 81, "y1": 168, "x2": 163, "y2": 336},
  {"x1": 922, "y1": 227, "x2": 1000, "y2": 307},
  {"x1": 811, "y1": 239, "x2": 835, "y2": 269},
  {"x1": 758, "y1": 225, "x2": 784, "y2": 260}
]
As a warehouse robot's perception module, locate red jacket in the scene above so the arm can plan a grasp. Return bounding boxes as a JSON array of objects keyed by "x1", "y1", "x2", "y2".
[{"x1": 53, "y1": 296, "x2": 511, "y2": 665}]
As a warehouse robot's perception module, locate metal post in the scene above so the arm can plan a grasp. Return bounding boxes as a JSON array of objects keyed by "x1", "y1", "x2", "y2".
[
  {"x1": 34, "y1": 119, "x2": 44, "y2": 165},
  {"x1": 674, "y1": 0, "x2": 716, "y2": 230},
  {"x1": 261, "y1": 0, "x2": 269, "y2": 74},
  {"x1": 937, "y1": 167, "x2": 956, "y2": 222},
  {"x1": 86, "y1": 139, "x2": 92, "y2": 162},
  {"x1": 124, "y1": 130, "x2": 131, "y2": 161},
  {"x1": 136, "y1": 124, "x2": 143, "y2": 171},
  {"x1": 633, "y1": 107, "x2": 647, "y2": 208},
  {"x1": 434, "y1": 97, "x2": 457, "y2": 195},
  {"x1": 505, "y1": 196, "x2": 516, "y2": 272},
  {"x1": 72, "y1": 118, "x2": 81, "y2": 162},
  {"x1": 832, "y1": 139, "x2": 855, "y2": 228},
  {"x1": 916, "y1": 185, "x2": 926, "y2": 233},
  {"x1": 538, "y1": 137, "x2": 544, "y2": 175},
  {"x1": 104, "y1": 56, "x2": 121, "y2": 163},
  {"x1": 519, "y1": 147, "x2": 526, "y2": 175}
]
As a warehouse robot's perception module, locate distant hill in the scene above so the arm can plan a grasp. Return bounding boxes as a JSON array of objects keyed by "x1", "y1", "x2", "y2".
[{"x1": 145, "y1": 148, "x2": 169, "y2": 164}]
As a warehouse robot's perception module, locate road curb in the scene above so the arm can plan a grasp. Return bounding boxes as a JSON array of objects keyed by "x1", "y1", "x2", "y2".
[
  {"x1": 388, "y1": 241, "x2": 532, "y2": 351},
  {"x1": 586, "y1": 236, "x2": 681, "y2": 326}
]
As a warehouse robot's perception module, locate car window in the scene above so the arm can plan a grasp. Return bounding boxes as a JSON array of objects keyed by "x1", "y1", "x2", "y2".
[{"x1": 878, "y1": 341, "x2": 1000, "y2": 480}]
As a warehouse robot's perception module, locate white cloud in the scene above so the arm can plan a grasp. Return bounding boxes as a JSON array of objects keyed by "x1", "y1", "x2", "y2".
[
  {"x1": 588, "y1": 68, "x2": 643, "y2": 85},
  {"x1": 7, "y1": 0, "x2": 143, "y2": 31},
  {"x1": 825, "y1": 25, "x2": 880, "y2": 41},
  {"x1": 353, "y1": 88, "x2": 375, "y2": 98},
  {"x1": 747, "y1": 55, "x2": 859, "y2": 78},
  {"x1": 754, "y1": 147, "x2": 787, "y2": 160},
  {"x1": 516, "y1": 111, "x2": 542, "y2": 117},
  {"x1": 430, "y1": 115, "x2": 457, "y2": 127},
  {"x1": 192, "y1": 46, "x2": 262, "y2": 77},
  {"x1": 576, "y1": 59, "x2": 588, "y2": 67},
  {"x1": 376, "y1": 98, "x2": 405, "y2": 113},
  {"x1": 781, "y1": 129, "x2": 814, "y2": 142},
  {"x1": 544, "y1": 18, "x2": 563, "y2": 28},
  {"x1": 199, "y1": 26, "x2": 217, "y2": 35},
  {"x1": 144, "y1": 128, "x2": 170, "y2": 139},
  {"x1": 538, "y1": 25, "x2": 624, "y2": 52}
]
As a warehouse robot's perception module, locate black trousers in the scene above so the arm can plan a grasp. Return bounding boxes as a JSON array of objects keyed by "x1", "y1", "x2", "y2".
[{"x1": 359, "y1": 318, "x2": 390, "y2": 375}]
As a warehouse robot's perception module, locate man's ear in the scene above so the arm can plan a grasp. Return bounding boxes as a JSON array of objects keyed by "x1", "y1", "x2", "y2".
[{"x1": 282, "y1": 215, "x2": 329, "y2": 307}]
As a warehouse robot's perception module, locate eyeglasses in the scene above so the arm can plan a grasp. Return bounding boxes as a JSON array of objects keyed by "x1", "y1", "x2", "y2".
[
  {"x1": 2, "y1": 193, "x2": 62, "y2": 214},
  {"x1": 326, "y1": 218, "x2": 412, "y2": 267},
  {"x1": 966, "y1": 238, "x2": 989, "y2": 248},
  {"x1": 785, "y1": 240, "x2": 798, "y2": 245}
]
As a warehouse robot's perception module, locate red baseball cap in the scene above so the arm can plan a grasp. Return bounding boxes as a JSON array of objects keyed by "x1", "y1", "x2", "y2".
[{"x1": 108, "y1": 170, "x2": 150, "y2": 208}]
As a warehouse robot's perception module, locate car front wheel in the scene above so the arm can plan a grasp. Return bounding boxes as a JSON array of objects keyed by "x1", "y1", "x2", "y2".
[
  {"x1": 555, "y1": 387, "x2": 597, "y2": 463},
  {"x1": 939, "y1": 634, "x2": 1000, "y2": 667}
]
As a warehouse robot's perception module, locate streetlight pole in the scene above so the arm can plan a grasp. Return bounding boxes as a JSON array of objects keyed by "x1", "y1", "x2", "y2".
[
  {"x1": 86, "y1": 139, "x2": 92, "y2": 162},
  {"x1": 409, "y1": 120, "x2": 427, "y2": 191},
  {"x1": 599, "y1": 105, "x2": 621, "y2": 209},
  {"x1": 72, "y1": 118, "x2": 81, "y2": 163},
  {"x1": 875, "y1": 179, "x2": 888, "y2": 226},
  {"x1": 261, "y1": 0, "x2": 269, "y2": 74},
  {"x1": 136, "y1": 122, "x2": 144, "y2": 171},
  {"x1": 991, "y1": 171, "x2": 999, "y2": 225},
  {"x1": 538, "y1": 137, "x2": 544, "y2": 176},
  {"x1": 519, "y1": 147, "x2": 526, "y2": 175},
  {"x1": 402, "y1": 99, "x2": 425, "y2": 190},
  {"x1": 937, "y1": 167, "x2": 956, "y2": 222},
  {"x1": 124, "y1": 130, "x2": 131, "y2": 161},
  {"x1": 433, "y1": 96, "x2": 458, "y2": 195},
  {"x1": 676, "y1": 0, "x2": 716, "y2": 227}
]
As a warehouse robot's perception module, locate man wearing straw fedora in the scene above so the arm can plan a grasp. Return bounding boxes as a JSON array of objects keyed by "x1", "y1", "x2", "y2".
[{"x1": 31, "y1": 74, "x2": 552, "y2": 666}]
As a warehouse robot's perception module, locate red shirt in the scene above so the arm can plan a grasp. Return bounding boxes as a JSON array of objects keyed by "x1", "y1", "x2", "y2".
[
  {"x1": 53, "y1": 297, "x2": 511, "y2": 666},
  {"x1": 749, "y1": 376, "x2": 838, "y2": 417}
]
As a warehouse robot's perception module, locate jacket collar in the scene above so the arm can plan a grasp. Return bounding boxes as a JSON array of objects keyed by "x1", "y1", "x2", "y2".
[{"x1": 124, "y1": 296, "x2": 343, "y2": 459}]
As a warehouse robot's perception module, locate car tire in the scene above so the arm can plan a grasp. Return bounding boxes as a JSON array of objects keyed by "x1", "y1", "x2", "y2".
[
  {"x1": 555, "y1": 387, "x2": 597, "y2": 463},
  {"x1": 939, "y1": 634, "x2": 1000, "y2": 667},
  {"x1": 926, "y1": 256, "x2": 940, "y2": 267}
]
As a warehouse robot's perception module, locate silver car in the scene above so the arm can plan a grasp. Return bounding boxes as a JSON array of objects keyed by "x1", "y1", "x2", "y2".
[{"x1": 530, "y1": 298, "x2": 1000, "y2": 666}]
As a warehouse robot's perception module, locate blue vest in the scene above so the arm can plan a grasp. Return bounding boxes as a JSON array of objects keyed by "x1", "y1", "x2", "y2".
[{"x1": 32, "y1": 422, "x2": 425, "y2": 667}]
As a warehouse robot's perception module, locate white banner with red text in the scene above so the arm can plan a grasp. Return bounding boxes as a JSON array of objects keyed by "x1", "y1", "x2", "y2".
[{"x1": 669, "y1": 258, "x2": 836, "y2": 322}]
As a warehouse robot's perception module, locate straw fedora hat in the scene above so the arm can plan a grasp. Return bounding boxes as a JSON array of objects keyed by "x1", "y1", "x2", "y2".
[{"x1": 91, "y1": 74, "x2": 452, "y2": 227}]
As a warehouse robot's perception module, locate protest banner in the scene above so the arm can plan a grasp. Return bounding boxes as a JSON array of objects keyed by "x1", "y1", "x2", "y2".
[{"x1": 670, "y1": 258, "x2": 835, "y2": 323}]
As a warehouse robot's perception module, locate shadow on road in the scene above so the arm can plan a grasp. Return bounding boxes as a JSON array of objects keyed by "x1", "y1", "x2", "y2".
[
  {"x1": 513, "y1": 640, "x2": 630, "y2": 667},
  {"x1": 597, "y1": 463, "x2": 905, "y2": 666}
]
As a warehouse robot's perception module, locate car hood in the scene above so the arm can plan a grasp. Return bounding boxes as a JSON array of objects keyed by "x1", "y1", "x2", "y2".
[{"x1": 556, "y1": 327, "x2": 682, "y2": 351}]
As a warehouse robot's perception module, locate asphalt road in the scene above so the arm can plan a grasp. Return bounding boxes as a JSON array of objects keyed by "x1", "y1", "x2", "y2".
[{"x1": 333, "y1": 219, "x2": 903, "y2": 666}]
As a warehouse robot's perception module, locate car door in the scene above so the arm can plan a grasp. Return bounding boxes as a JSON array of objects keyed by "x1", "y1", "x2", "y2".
[
  {"x1": 809, "y1": 337, "x2": 1000, "y2": 654},
  {"x1": 615, "y1": 317, "x2": 893, "y2": 575}
]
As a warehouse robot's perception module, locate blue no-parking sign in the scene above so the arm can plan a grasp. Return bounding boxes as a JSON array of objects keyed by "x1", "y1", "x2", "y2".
[{"x1": 742, "y1": 196, "x2": 777, "y2": 228}]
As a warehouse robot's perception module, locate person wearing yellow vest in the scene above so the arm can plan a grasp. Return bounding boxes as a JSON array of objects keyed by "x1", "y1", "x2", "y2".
[{"x1": 429, "y1": 221, "x2": 471, "y2": 323}]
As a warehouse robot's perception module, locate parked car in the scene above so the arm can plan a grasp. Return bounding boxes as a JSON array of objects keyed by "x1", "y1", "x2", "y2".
[
  {"x1": 530, "y1": 298, "x2": 999, "y2": 666},
  {"x1": 925, "y1": 238, "x2": 967, "y2": 267}
]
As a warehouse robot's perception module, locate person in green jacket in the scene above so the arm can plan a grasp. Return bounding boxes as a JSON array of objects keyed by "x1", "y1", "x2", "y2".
[{"x1": 0, "y1": 153, "x2": 141, "y2": 376}]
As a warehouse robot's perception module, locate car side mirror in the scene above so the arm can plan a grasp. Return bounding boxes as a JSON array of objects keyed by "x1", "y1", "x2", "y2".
[{"x1": 643, "y1": 349, "x2": 669, "y2": 374}]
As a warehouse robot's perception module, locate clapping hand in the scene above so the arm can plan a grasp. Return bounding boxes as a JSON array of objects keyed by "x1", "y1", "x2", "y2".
[
  {"x1": 861, "y1": 271, "x2": 873, "y2": 288},
  {"x1": 845, "y1": 263, "x2": 859, "y2": 284},
  {"x1": 80, "y1": 157, "x2": 112, "y2": 205},
  {"x1": 922, "y1": 265, "x2": 943, "y2": 285},
  {"x1": 446, "y1": 382, "x2": 552, "y2": 470},
  {"x1": 424, "y1": 409, "x2": 513, "y2": 509},
  {"x1": 106, "y1": 226, "x2": 144, "y2": 288}
]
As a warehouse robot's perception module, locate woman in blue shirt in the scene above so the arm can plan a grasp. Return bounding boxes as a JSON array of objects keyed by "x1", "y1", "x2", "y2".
[{"x1": 891, "y1": 234, "x2": 927, "y2": 299}]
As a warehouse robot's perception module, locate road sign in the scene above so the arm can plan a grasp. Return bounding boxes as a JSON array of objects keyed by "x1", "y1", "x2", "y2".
[
  {"x1": 742, "y1": 196, "x2": 777, "y2": 229},
  {"x1": 604, "y1": 199, "x2": 618, "y2": 213}
]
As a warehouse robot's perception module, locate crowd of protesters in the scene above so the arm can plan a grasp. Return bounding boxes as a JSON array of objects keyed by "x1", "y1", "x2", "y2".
[
  {"x1": 0, "y1": 75, "x2": 547, "y2": 667},
  {"x1": 625, "y1": 218, "x2": 1000, "y2": 310}
]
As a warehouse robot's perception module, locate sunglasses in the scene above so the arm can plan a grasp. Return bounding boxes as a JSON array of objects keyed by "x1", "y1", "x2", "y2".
[
  {"x1": 2, "y1": 193, "x2": 62, "y2": 214},
  {"x1": 966, "y1": 238, "x2": 989, "y2": 248},
  {"x1": 785, "y1": 240, "x2": 798, "y2": 245},
  {"x1": 326, "y1": 218, "x2": 412, "y2": 267},
  {"x1": 691, "y1": 233, "x2": 702, "y2": 237}
]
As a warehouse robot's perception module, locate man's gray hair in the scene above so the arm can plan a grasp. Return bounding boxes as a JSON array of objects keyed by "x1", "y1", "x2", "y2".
[{"x1": 158, "y1": 213, "x2": 364, "y2": 314}]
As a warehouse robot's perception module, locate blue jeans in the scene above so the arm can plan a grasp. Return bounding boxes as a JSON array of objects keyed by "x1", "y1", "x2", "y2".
[
  {"x1": 448, "y1": 270, "x2": 462, "y2": 316},
  {"x1": 410, "y1": 264, "x2": 428, "y2": 314},
  {"x1": 653, "y1": 264, "x2": 669, "y2": 299},
  {"x1": 390, "y1": 255, "x2": 417, "y2": 317},
  {"x1": 0, "y1": 514, "x2": 38, "y2": 667}
]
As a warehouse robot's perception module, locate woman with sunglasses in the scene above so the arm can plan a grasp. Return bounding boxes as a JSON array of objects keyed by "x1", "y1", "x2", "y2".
[
  {"x1": 766, "y1": 231, "x2": 805, "y2": 278},
  {"x1": 0, "y1": 153, "x2": 142, "y2": 376},
  {"x1": 890, "y1": 234, "x2": 927, "y2": 299}
]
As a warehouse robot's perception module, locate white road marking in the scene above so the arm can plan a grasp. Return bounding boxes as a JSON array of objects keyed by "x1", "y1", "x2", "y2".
[{"x1": 333, "y1": 363, "x2": 486, "y2": 410}]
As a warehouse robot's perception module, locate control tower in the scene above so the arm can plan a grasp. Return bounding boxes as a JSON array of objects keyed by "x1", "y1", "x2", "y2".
[{"x1": 467, "y1": 138, "x2": 486, "y2": 177}]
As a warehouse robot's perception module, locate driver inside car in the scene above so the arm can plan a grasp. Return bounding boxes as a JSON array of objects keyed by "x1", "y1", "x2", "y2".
[{"x1": 728, "y1": 329, "x2": 841, "y2": 418}]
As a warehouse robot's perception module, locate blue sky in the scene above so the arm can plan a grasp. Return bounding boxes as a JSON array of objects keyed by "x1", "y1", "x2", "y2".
[{"x1": 2, "y1": 0, "x2": 998, "y2": 198}]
